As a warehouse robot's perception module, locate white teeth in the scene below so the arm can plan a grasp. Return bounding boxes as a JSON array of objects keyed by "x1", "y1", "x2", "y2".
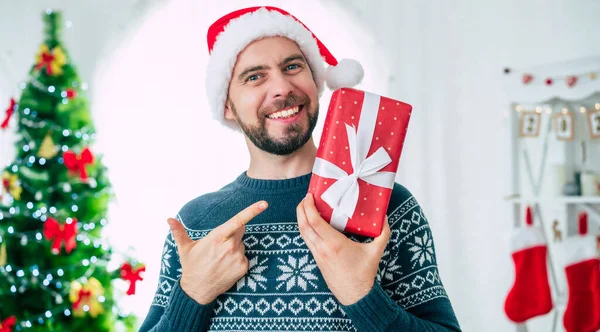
[{"x1": 267, "y1": 106, "x2": 300, "y2": 119}]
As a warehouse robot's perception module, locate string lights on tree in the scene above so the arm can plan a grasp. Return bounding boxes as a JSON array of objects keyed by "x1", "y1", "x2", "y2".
[{"x1": 0, "y1": 9, "x2": 143, "y2": 331}]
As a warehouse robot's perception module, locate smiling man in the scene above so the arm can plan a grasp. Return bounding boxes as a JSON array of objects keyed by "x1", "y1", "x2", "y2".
[{"x1": 139, "y1": 6, "x2": 461, "y2": 332}]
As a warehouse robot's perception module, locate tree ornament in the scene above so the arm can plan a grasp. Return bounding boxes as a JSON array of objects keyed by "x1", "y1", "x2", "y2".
[
  {"x1": 2, "y1": 171, "x2": 22, "y2": 200},
  {"x1": 38, "y1": 132, "x2": 58, "y2": 159},
  {"x1": 66, "y1": 88, "x2": 77, "y2": 99},
  {"x1": 0, "y1": 242, "x2": 7, "y2": 266},
  {"x1": 120, "y1": 263, "x2": 146, "y2": 295},
  {"x1": 35, "y1": 44, "x2": 67, "y2": 76},
  {"x1": 69, "y1": 277, "x2": 105, "y2": 317},
  {"x1": 0, "y1": 316, "x2": 17, "y2": 332},
  {"x1": 1, "y1": 98, "x2": 16, "y2": 129},
  {"x1": 64, "y1": 148, "x2": 94, "y2": 180},
  {"x1": 43, "y1": 217, "x2": 78, "y2": 254}
]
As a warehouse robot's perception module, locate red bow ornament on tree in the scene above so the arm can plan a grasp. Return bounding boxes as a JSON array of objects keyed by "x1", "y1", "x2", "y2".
[
  {"x1": 35, "y1": 45, "x2": 66, "y2": 76},
  {"x1": 1, "y1": 98, "x2": 16, "y2": 130},
  {"x1": 0, "y1": 316, "x2": 16, "y2": 332},
  {"x1": 63, "y1": 148, "x2": 94, "y2": 181},
  {"x1": 43, "y1": 217, "x2": 78, "y2": 254},
  {"x1": 120, "y1": 263, "x2": 146, "y2": 295}
]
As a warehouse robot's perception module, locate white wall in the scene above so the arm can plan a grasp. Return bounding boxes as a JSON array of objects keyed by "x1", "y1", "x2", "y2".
[
  {"x1": 1, "y1": 0, "x2": 600, "y2": 331},
  {"x1": 331, "y1": 1, "x2": 600, "y2": 331}
]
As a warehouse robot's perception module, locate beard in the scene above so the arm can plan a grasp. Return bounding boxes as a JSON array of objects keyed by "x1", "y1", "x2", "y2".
[{"x1": 229, "y1": 93, "x2": 319, "y2": 156}]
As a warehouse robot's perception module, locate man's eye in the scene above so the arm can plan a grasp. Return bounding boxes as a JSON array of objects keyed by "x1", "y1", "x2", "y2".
[
  {"x1": 247, "y1": 74, "x2": 259, "y2": 82},
  {"x1": 286, "y1": 64, "x2": 300, "y2": 71}
]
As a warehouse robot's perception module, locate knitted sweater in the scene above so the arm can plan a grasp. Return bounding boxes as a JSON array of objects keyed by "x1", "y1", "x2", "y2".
[{"x1": 139, "y1": 172, "x2": 461, "y2": 332}]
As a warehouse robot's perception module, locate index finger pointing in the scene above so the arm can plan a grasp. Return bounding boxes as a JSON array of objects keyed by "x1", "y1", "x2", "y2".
[{"x1": 217, "y1": 201, "x2": 268, "y2": 241}]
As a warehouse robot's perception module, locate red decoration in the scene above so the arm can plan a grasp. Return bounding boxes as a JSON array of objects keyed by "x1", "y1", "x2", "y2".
[
  {"x1": 504, "y1": 207, "x2": 552, "y2": 322},
  {"x1": 43, "y1": 217, "x2": 78, "y2": 254},
  {"x1": 73, "y1": 288, "x2": 92, "y2": 309},
  {"x1": 525, "y1": 206, "x2": 533, "y2": 225},
  {"x1": 1, "y1": 98, "x2": 16, "y2": 129},
  {"x1": 522, "y1": 74, "x2": 533, "y2": 84},
  {"x1": 545, "y1": 78, "x2": 553, "y2": 86},
  {"x1": 120, "y1": 263, "x2": 146, "y2": 295},
  {"x1": 578, "y1": 212, "x2": 588, "y2": 235},
  {"x1": 36, "y1": 51, "x2": 55, "y2": 74},
  {"x1": 309, "y1": 88, "x2": 412, "y2": 237},
  {"x1": 66, "y1": 89, "x2": 77, "y2": 99},
  {"x1": 63, "y1": 148, "x2": 94, "y2": 180},
  {"x1": 566, "y1": 76, "x2": 578, "y2": 88},
  {"x1": 0, "y1": 316, "x2": 16, "y2": 332},
  {"x1": 559, "y1": 213, "x2": 600, "y2": 331}
]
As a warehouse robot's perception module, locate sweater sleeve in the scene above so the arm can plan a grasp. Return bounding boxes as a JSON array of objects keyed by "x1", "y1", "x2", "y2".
[
  {"x1": 138, "y1": 214, "x2": 216, "y2": 332},
  {"x1": 341, "y1": 184, "x2": 461, "y2": 331}
]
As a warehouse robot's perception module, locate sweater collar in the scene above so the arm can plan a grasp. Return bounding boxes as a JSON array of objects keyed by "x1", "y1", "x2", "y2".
[{"x1": 234, "y1": 171, "x2": 312, "y2": 193}]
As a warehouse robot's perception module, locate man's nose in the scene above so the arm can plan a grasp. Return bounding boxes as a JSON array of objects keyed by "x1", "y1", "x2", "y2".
[{"x1": 268, "y1": 72, "x2": 294, "y2": 99}]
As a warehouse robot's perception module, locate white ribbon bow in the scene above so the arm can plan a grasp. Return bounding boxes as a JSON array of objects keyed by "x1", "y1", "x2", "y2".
[{"x1": 312, "y1": 91, "x2": 396, "y2": 232}]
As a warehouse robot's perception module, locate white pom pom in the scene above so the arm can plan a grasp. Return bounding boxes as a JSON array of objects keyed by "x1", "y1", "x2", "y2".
[{"x1": 325, "y1": 58, "x2": 364, "y2": 90}]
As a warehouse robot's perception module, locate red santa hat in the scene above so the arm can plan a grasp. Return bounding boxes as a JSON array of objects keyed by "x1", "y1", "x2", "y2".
[{"x1": 206, "y1": 6, "x2": 364, "y2": 131}]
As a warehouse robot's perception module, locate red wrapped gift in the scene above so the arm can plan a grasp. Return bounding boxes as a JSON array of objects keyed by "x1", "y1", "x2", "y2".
[{"x1": 308, "y1": 88, "x2": 412, "y2": 238}]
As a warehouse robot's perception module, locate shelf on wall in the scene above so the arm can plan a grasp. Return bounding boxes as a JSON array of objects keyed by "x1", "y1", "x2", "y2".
[{"x1": 509, "y1": 196, "x2": 600, "y2": 204}]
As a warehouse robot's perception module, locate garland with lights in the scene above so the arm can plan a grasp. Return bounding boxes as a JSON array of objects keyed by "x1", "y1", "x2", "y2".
[
  {"x1": 513, "y1": 102, "x2": 600, "y2": 140},
  {"x1": 0, "y1": 10, "x2": 143, "y2": 331}
]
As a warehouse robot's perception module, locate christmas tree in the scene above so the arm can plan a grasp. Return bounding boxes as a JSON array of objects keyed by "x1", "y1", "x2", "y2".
[{"x1": 0, "y1": 10, "x2": 144, "y2": 331}]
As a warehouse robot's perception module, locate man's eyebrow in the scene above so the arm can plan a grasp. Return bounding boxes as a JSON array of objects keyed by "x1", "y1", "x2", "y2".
[
  {"x1": 237, "y1": 65, "x2": 270, "y2": 82},
  {"x1": 280, "y1": 54, "x2": 306, "y2": 66},
  {"x1": 236, "y1": 54, "x2": 307, "y2": 82}
]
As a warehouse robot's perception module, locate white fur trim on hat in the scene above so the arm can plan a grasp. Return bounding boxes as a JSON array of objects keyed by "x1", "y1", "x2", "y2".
[
  {"x1": 206, "y1": 7, "x2": 327, "y2": 132},
  {"x1": 326, "y1": 58, "x2": 364, "y2": 91}
]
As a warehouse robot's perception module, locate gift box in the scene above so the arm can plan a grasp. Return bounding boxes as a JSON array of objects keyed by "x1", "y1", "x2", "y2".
[{"x1": 308, "y1": 88, "x2": 412, "y2": 238}]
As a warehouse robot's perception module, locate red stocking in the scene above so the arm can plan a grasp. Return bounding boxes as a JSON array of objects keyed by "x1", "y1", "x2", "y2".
[
  {"x1": 558, "y1": 212, "x2": 600, "y2": 332},
  {"x1": 504, "y1": 206, "x2": 553, "y2": 323}
]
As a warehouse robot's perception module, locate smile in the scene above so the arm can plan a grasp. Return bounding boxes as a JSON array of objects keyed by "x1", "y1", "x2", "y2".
[{"x1": 266, "y1": 105, "x2": 303, "y2": 119}]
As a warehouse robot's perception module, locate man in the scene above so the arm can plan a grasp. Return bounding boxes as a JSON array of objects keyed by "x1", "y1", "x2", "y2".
[{"x1": 140, "y1": 6, "x2": 461, "y2": 332}]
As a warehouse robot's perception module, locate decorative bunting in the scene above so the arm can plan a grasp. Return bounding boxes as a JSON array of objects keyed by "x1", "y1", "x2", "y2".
[{"x1": 504, "y1": 67, "x2": 598, "y2": 88}]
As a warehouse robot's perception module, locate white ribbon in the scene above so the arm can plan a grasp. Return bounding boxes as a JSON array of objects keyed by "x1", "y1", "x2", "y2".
[{"x1": 312, "y1": 91, "x2": 396, "y2": 232}]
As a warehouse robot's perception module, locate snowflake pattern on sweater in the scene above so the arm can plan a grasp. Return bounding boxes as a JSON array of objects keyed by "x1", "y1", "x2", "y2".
[{"x1": 149, "y1": 190, "x2": 450, "y2": 331}]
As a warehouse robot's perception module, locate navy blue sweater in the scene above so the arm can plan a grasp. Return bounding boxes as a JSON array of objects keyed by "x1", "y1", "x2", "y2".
[{"x1": 139, "y1": 172, "x2": 461, "y2": 331}]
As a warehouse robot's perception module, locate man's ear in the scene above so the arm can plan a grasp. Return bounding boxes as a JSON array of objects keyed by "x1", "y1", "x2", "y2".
[{"x1": 224, "y1": 99, "x2": 236, "y2": 121}]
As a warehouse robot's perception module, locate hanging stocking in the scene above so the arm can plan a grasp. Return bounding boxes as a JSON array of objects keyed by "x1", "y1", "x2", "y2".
[
  {"x1": 557, "y1": 212, "x2": 600, "y2": 332},
  {"x1": 504, "y1": 206, "x2": 553, "y2": 323}
]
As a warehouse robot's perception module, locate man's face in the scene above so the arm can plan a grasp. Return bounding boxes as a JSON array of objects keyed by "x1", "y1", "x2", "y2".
[{"x1": 225, "y1": 36, "x2": 319, "y2": 156}]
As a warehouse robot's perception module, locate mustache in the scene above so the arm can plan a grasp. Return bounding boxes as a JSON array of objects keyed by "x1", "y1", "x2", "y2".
[{"x1": 262, "y1": 93, "x2": 310, "y2": 116}]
